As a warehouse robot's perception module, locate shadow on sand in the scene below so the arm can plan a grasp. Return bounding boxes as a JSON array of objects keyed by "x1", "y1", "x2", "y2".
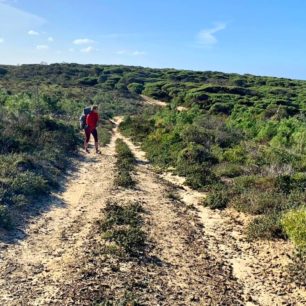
[{"x1": 0, "y1": 151, "x2": 100, "y2": 245}]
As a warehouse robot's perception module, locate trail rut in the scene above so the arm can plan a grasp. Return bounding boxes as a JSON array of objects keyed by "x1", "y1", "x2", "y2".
[
  {"x1": 0, "y1": 135, "x2": 117, "y2": 305},
  {"x1": 0, "y1": 119, "x2": 305, "y2": 306}
]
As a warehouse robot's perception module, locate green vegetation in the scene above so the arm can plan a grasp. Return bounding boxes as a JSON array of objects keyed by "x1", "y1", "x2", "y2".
[
  {"x1": 0, "y1": 64, "x2": 145, "y2": 230},
  {"x1": 114, "y1": 139, "x2": 136, "y2": 188},
  {"x1": 107, "y1": 64, "x2": 306, "y2": 255},
  {"x1": 0, "y1": 99, "x2": 79, "y2": 228},
  {"x1": 203, "y1": 185, "x2": 229, "y2": 210},
  {"x1": 1, "y1": 63, "x2": 306, "y2": 258},
  {"x1": 282, "y1": 207, "x2": 306, "y2": 250},
  {"x1": 99, "y1": 201, "x2": 146, "y2": 257},
  {"x1": 247, "y1": 214, "x2": 284, "y2": 240}
]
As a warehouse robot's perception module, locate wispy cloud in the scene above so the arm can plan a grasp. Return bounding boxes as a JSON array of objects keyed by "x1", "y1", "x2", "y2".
[
  {"x1": 0, "y1": 0, "x2": 18, "y2": 4},
  {"x1": 36, "y1": 44, "x2": 48, "y2": 50},
  {"x1": 47, "y1": 36, "x2": 54, "y2": 42},
  {"x1": 28, "y1": 30, "x2": 39, "y2": 36},
  {"x1": 80, "y1": 46, "x2": 96, "y2": 53},
  {"x1": 73, "y1": 38, "x2": 95, "y2": 45},
  {"x1": 132, "y1": 50, "x2": 146, "y2": 56},
  {"x1": 197, "y1": 23, "x2": 226, "y2": 46},
  {"x1": 116, "y1": 50, "x2": 146, "y2": 56},
  {"x1": 0, "y1": 3, "x2": 44, "y2": 37},
  {"x1": 0, "y1": 38, "x2": 4, "y2": 43}
]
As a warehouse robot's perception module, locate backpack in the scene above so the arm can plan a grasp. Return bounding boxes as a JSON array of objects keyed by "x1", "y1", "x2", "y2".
[{"x1": 79, "y1": 107, "x2": 91, "y2": 129}]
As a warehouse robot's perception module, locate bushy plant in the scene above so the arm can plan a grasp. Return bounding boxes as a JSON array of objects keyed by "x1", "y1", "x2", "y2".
[
  {"x1": 100, "y1": 201, "x2": 146, "y2": 256},
  {"x1": 247, "y1": 214, "x2": 284, "y2": 240},
  {"x1": 213, "y1": 163, "x2": 244, "y2": 178},
  {"x1": 222, "y1": 145, "x2": 247, "y2": 163},
  {"x1": 281, "y1": 208, "x2": 306, "y2": 250},
  {"x1": 0, "y1": 205, "x2": 12, "y2": 229},
  {"x1": 232, "y1": 191, "x2": 285, "y2": 215},
  {"x1": 114, "y1": 139, "x2": 136, "y2": 188},
  {"x1": 203, "y1": 185, "x2": 229, "y2": 209}
]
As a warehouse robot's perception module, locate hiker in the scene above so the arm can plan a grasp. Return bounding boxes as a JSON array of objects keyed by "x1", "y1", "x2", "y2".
[{"x1": 84, "y1": 105, "x2": 101, "y2": 154}]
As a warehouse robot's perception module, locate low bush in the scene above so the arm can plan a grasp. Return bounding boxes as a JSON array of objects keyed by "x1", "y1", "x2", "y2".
[
  {"x1": 99, "y1": 201, "x2": 146, "y2": 257},
  {"x1": 183, "y1": 164, "x2": 217, "y2": 190},
  {"x1": 203, "y1": 185, "x2": 229, "y2": 209},
  {"x1": 100, "y1": 201, "x2": 143, "y2": 230},
  {"x1": 114, "y1": 139, "x2": 136, "y2": 188},
  {"x1": 281, "y1": 207, "x2": 306, "y2": 250},
  {"x1": 247, "y1": 214, "x2": 285, "y2": 240},
  {"x1": 213, "y1": 163, "x2": 244, "y2": 178},
  {"x1": 222, "y1": 145, "x2": 247, "y2": 163},
  {"x1": 231, "y1": 191, "x2": 285, "y2": 215},
  {"x1": 0, "y1": 205, "x2": 13, "y2": 229},
  {"x1": 0, "y1": 102, "x2": 80, "y2": 229},
  {"x1": 114, "y1": 171, "x2": 135, "y2": 189}
]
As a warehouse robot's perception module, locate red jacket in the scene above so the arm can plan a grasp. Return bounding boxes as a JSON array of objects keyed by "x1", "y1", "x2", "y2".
[{"x1": 86, "y1": 111, "x2": 99, "y2": 130}]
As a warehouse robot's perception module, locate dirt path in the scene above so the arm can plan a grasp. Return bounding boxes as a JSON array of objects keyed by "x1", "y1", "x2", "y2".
[
  {"x1": 0, "y1": 135, "x2": 118, "y2": 305},
  {"x1": 119, "y1": 126, "x2": 306, "y2": 306},
  {"x1": 141, "y1": 95, "x2": 188, "y2": 111},
  {"x1": 0, "y1": 119, "x2": 305, "y2": 305}
]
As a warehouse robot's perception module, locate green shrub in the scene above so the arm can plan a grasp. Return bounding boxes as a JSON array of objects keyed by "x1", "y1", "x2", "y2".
[
  {"x1": 100, "y1": 201, "x2": 146, "y2": 256},
  {"x1": 11, "y1": 172, "x2": 48, "y2": 197},
  {"x1": 285, "y1": 191, "x2": 306, "y2": 210},
  {"x1": 114, "y1": 139, "x2": 136, "y2": 188},
  {"x1": 213, "y1": 163, "x2": 244, "y2": 178},
  {"x1": 105, "y1": 227, "x2": 146, "y2": 256},
  {"x1": 233, "y1": 175, "x2": 276, "y2": 192},
  {"x1": 247, "y1": 214, "x2": 284, "y2": 240},
  {"x1": 222, "y1": 145, "x2": 247, "y2": 163},
  {"x1": 179, "y1": 164, "x2": 217, "y2": 190},
  {"x1": 281, "y1": 208, "x2": 306, "y2": 250},
  {"x1": 232, "y1": 191, "x2": 285, "y2": 215},
  {"x1": 203, "y1": 186, "x2": 229, "y2": 209},
  {"x1": 127, "y1": 83, "x2": 144, "y2": 94},
  {"x1": 100, "y1": 201, "x2": 143, "y2": 231},
  {"x1": 115, "y1": 139, "x2": 136, "y2": 177},
  {"x1": 0, "y1": 205, "x2": 12, "y2": 229},
  {"x1": 114, "y1": 170, "x2": 135, "y2": 188},
  {"x1": 78, "y1": 77, "x2": 98, "y2": 86}
]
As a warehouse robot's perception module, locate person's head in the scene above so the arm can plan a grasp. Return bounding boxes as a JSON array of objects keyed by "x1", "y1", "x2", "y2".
[{"x1": 92, "y1": 105, "x2": 98, "y2": 113}]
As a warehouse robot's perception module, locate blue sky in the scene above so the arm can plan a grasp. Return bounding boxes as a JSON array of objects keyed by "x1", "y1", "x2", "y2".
[{"x1": 0, "y1": 0, "x2": 306, "y2": 79}]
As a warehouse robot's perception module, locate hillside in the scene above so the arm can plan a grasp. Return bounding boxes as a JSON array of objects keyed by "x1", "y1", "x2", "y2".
[{"x1": 0, "y1": 64, "x2": 305, "y2": 305}]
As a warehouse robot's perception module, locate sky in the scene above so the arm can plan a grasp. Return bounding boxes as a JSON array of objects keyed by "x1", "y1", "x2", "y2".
[{"x1": 0, "y1": 0, "x2": 306, "y2": 79}]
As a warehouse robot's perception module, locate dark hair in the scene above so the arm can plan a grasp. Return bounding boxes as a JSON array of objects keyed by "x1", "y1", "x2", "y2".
[{"x1": 92, "y1": 105, "x2": 98, "y2": 110}]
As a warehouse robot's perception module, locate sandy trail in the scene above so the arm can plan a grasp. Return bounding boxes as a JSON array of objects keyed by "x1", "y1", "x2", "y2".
[
  {"x1": 119, "y1": 124, "x2": 306, "y2": 306},
  {"x1": 0, "y1": 134, "x2": 117, "y2": 305},
  {"x1": 141, "y1": 95, "x2": 188, "y2": 111},
  {"x1": 0, "y1": 118, "x2": 305, "y2": 306}
]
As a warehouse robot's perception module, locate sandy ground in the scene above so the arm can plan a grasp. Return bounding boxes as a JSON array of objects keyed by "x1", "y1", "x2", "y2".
[
  {"x1": 0, "y1": 119, "x2": 305, "y2": 305},
  {"x1": 0, "y1": 134, "x2": 117, "y2": 305},
  {"x1": 121, "y1": 128, "x2": 306, "y2": 306},
  {"x1": 141, "y1": 95, "x2": 188, "y2": 111}
]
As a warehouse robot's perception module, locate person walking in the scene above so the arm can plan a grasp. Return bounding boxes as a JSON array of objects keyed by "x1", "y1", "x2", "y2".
[{"x1": 84, "y1": 105, "x2": 101, "y2": 154}]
